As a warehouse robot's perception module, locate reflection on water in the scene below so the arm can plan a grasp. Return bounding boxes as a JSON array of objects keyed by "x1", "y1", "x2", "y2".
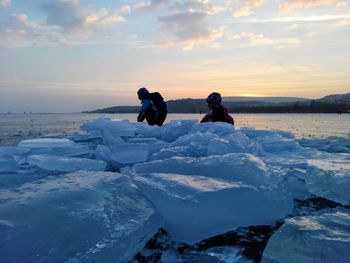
[{"x1": 0, "y1": 113, "x2": 349, "y2": 145}]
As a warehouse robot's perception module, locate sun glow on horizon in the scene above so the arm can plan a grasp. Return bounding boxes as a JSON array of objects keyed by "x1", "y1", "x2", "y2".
[{"x1": 238, "y1": 93, "x2": 264, "y2": 97}]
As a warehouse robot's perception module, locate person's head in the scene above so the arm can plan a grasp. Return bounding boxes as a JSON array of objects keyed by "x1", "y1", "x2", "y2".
[
  {"x1": 206, "y1": 92, "x2": 222, "y2": 109},
  {"x1": 137, "y1": 87, "x2": 149, "y2": 101}
]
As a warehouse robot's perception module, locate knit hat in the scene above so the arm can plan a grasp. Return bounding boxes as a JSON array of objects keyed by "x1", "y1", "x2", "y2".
[
  {"x1": 137, "y1": 87, "x2": 149, "y2": 100},
  {"x1": 206, "y1": 92, "x2": 222, "y2": 106}
]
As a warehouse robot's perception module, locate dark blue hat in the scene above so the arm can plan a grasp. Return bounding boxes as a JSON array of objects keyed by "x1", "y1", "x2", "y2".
[
  {"x1": 137, "y1": 87, "x2": 149, "y2": 100},
  {"x1": 206, "y1": 92, "x2": 222, "y2": 106}
]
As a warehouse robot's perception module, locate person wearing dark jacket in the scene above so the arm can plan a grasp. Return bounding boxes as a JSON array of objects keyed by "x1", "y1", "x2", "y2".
[
  {"x1": 200, "y1": 92, "x2": 234, "y2": 125},
  {"x1": 137, "y1": 87, "x2": 167, "y2": 126}
]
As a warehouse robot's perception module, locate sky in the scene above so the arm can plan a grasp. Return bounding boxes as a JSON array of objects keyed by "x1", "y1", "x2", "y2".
[{"x1": 0, "y1": 0, "x2": 349, "y2": 113}]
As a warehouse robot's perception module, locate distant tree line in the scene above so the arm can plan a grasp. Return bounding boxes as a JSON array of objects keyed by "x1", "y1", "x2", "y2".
[
  {"x1": 85, "y1": 99, "x2": 350, "y2": 114},
  {"x1": 225, "y1": 102, "x2": 350, "y2": 114}
]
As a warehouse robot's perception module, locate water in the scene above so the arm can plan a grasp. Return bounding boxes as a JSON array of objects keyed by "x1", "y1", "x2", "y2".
[{"x1": 0, "y1": 113, "x2": 349, "y2": 146}]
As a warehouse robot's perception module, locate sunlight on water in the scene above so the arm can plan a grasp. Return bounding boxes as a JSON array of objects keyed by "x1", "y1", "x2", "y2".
[{"x1": 0, "y1": 113, "x2": 349, "y2": 145}]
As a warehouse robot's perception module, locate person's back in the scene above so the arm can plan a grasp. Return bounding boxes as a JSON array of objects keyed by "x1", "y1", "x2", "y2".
[
  {"x1": 200, "y1": 92, "x2": 234, "y2": 125},
  {"x1": 137, "y1": 87, "x2": 168, "y2": 126}
]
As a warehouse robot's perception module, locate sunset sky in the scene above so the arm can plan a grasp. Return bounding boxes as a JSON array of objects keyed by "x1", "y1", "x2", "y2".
[{"x1": 0, "y1": 0, "x2": 349, "y2": 112}]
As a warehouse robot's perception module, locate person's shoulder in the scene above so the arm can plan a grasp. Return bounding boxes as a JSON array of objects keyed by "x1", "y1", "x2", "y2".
[
  {"x1": 200, "y1": 111, "x2": 213, "y2": 123},
  {"x1": 223, "y1": 107, "x2": 229, "y2": 113}
]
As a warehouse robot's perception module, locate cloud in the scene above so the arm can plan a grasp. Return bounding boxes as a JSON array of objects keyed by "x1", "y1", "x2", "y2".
[
  {"x1": 135, "y1": 0, "x2": 169, "y2": 12},
  {"x1": 330, "y1": 18, "x2": 350, "y2": 29},
  {"x1": 233, "y1": 0, "x2": 264, "y2": 18},
  {"x1": 158, "y1": 11, "x2": 223, "y2": 50},
  {"x1": 0, "y1": 29, "x2": 26, "y2": 47},
  {"x1": 289, "y1": 23, "x2": 299, "y2": 29},
  {"x1": 0, "y1": 1, "x2": 130, "y2": 48},
  {"x1": 279, "y1": 0, "x2": 338, "y2": 13},
  {"x1": 42, "y1": 0, "x2": 126, "y2": 36},
  {"x1": 230, "y1": 32, "x2": 301, "y2": 49},
  {"x1": 155, "y1": 0, "x2": 224, "y2": 50},
  {"x1": 117, "y1": 5, "x2": 132, "y2": 14},
  {"x1": 0, "y1": 0, "x2": 10, "y2": 8},
  {"x1": 336, "y1": 1, "x2": 348, "y2": 10},
  {"x1": 249, "y1": 14, "x2": 350, "y2": 23},
  {"x1": 0, "y1": 13, "x2": 74, "y2": 48}
]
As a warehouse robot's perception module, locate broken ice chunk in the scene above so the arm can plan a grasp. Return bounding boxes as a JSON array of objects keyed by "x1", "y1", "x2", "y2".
[
  {"x1": 133, "y1": 172, "x2": 293, "y2": 244},
  {"x1": 306, "y1": 159, "x2": 350, "y2": 205},
  {"x1": 262, "y1": 209, "x2": 350, "y2": 263},
  {"x1": 27, "y1": 155, "x2": 107, "y2": 172},
  {"x1": 0, "y1": 171, "x2": 163, "y2": 263}
]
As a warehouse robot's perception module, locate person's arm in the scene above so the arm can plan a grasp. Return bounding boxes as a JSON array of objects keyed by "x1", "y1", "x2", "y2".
[
  {"x1": 225, "y1": 113, "x2": 234, "y2": 125},
  {"x1": 200, "y1": 112, "x2": 212, "y2": 123},
  {"x1": 138, "y1": 99, "x2": 151, "y2": 122}
]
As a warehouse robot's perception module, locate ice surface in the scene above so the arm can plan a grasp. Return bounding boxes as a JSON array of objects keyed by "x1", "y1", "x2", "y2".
[
  {"x1": 305, "y1": 159, "x2": 350, "y2": 205},
  {"x1": 130, "y1": 153, "x2": 279, "y2": 186},
  {"x1": 241, "y1": 128, "x2": 294, "y2": 140},
  {"x1": 2, "y1": 117, "x2": 350, "y2": 260},
  {"x1": 27, "y1": 154, "x2": 107, "y2": 172},
  {"x1": 109, "y1": 143, "x2": 149, "y2": 164},
  {"x1": 132, "y1": 172, "x2": 293, "y2": 244},
  {"x1": 95, "y1": 143, "x2": 149, "y2": 166},
  {"x1": 18, "y1": 138, "x2": 76, "y2": 148},
  {"x1": 157, "y1": 120, "x2": 198, "y2": 142},
  {"x1": 191, "y1": 121, "x2": 235, "y2": 137},
  {"x1": 17, "y1": 138, "x2": 92, "y2": 157},
  {"x1": 298, "y1": 136, "x2": 350, "y2": 153},
  {"x1": 0, "y1": 171, "x2": 163, "y2": 263},
  {"x1": 0, "y1": 146, "x2": 30, "y2": 156},
  {"x1": 81, "y1": 118, "x2": 137, "y2": 145},
  {"x1": 0, "y1": 155, "x2": 18, "y2": 173},
  {"x1": 262, "y1": 209, "x2": 350, "y2": 263}
]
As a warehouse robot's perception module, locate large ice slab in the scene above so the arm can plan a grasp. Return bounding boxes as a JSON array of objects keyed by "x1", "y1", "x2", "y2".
[
  {"x1": 17, "y1": 138, "x2": 92, "y2": 157},
  {"x1": 0, "y1": 155, "x2": 18, "y2": 173},
  {"x1": 157, "y1": 120, "x2": 198, "y2": 142},
  {"x1": 27, "y1": 154, "x2": 107, "y2": 172},
  {"x1": 18, "y1": 138, "x2": 75, "y2": 148},
  {"x1": 156, "y1": 131, "x2": 251, "y2": 158},
  {"x1": 0, "y1": 171, "x2": 163, "y2": 263},
  {"x1": 81, "y1": 118, "x2": 138, "y2": 145},
  {"x1": 133, "y1": 172, "x2": 293, "y2": 244},
  {"x1": 191, "y1": 121, "x2": 235, "y2": 136},
  {"x1": 95, "y1": 143, "x2": 149, "y2": 166},
  {"x1": 0, "y1": 146, "x2": 30, "y2": 156},
  {"x1": 262, "y1": 209, "x2": 350, "y2": 263},
  {"x1": 130, "y1": 153, "x2": 278, "y2": 186},
  {"x1": 306, "y1": 159, "x2": 350, "y2": 205}
]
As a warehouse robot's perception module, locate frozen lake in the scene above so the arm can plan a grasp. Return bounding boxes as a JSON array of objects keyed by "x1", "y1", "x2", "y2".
[{"x1": 0, "y1": 113, "x2": 349, "y2": 145}]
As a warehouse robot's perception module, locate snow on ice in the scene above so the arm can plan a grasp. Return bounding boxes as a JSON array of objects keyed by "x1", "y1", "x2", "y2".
[{"x1": 1, "y1": 118, "x2": 350, "y2": 262}]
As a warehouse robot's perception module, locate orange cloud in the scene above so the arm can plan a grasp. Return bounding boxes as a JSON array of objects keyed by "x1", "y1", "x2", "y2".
[
  {"x1": 233, "y1": 0, "x2": 264, "y2": 18},
  {"x1": 279, "y1": 0, "x2": 337, "y2": 13}
]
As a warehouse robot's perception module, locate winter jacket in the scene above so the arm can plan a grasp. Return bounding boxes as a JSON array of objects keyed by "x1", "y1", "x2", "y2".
[{"x1": 200, "y1": 107, "x2": 234, "y2": 125}]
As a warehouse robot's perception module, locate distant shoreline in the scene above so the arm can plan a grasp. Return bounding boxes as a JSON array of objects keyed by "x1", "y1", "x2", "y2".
[{"x1": 84, "y1": 93, "x2": 350, "y2": 114}]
